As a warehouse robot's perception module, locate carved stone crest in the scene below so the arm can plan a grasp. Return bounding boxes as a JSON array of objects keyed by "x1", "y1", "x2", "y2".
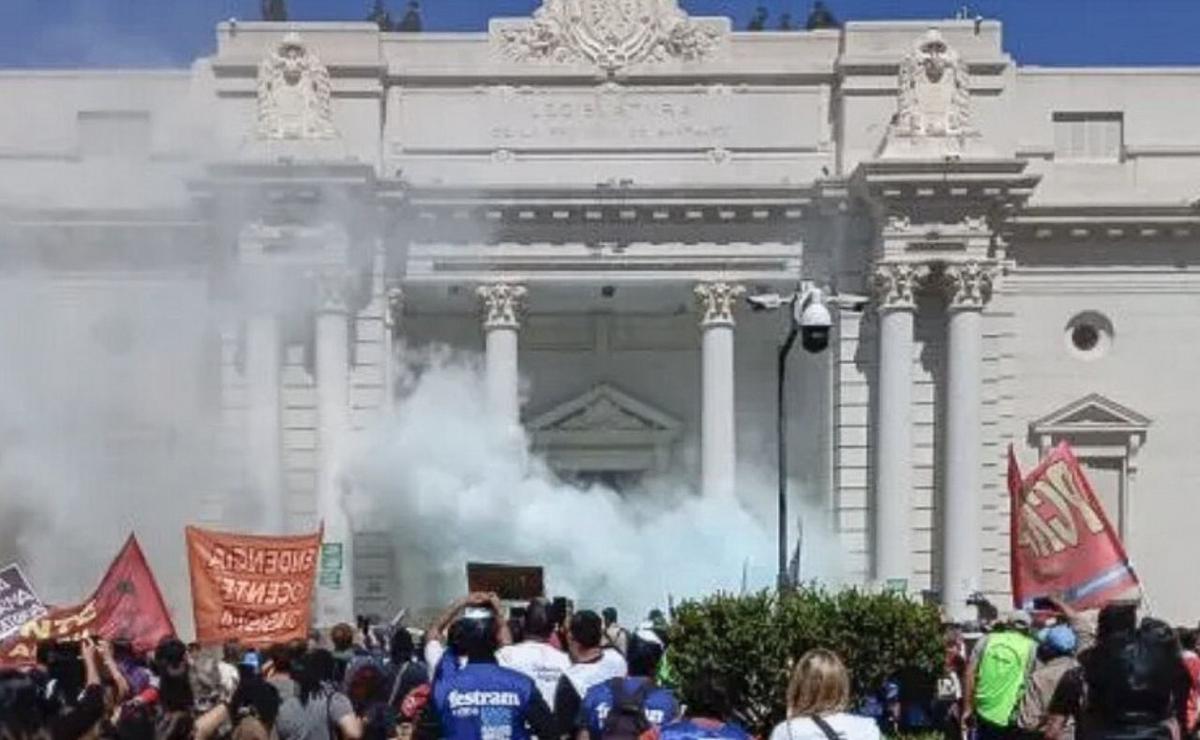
[
  {"x1": 256, "y1": 32, "x2": 338, "y2": 140},
  {"x1": 494, "y1": 0, "x2": 723, "y2": 72},
  {"x1": 894, "y1": 29, "x2": 972, "y2": 139}
]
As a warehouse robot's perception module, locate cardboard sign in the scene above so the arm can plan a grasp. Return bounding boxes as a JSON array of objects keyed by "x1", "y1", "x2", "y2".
[
  {"x1": 1009, "y1": 443, "x2": 1141, "y2": 610},
  {"x1": 186, "y1": 526, "x2": 322, "y2": 646},
  {"x1": 0, "y1": 565, "x2": 48, "y2": 640},
  {"x1": 0, "y1": 536, "x2": 175, "y2": 665},
  {"x1": 466, "y1": 563, "x2": 544, "y2": 601}
]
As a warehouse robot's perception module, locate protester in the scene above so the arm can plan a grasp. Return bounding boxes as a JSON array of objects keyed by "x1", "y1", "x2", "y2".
[
  {"x1": 1016, "y1": 624, "x2": 1079, "y2": 740},
  {"x1": 265, "y1": 641, "x2": 302, "y2": 702},
  {"x1": 1179, "y1": 628, "x2": 1200, "y2": 736},
  {"x1": 1058, "y1": 602, "x2": 1191, "y2": 740},
  {"x1": 602, "y1": 608, "x2": 630, "y2": 657},
  {"x1": 660, "y1": 672, "x2": 751, "y2": 740},
  {"x1": 553, "y1": 610, "x2": 629, "y2": 733},
  {"x1": 768, "y1": 649, "x2": 880, "y2": 740},
  {"x1": 576, "y1": 630, "x2": 678, "y2": 740},
  {"x1": 389, "y1": 628, "x2": 430, "y2": 708},
  {"x1": 332, "y1": 622, "x2": 360, "y2": 683},
  {"x1": 275, "y1": 648, "x2": 364, "y2": 740},
  {"x1": 499, "y1": 599, "x2": 571, "y2": 709},
  {"x1": 415, "y1": 598, "x2": 556, "y2": 740},
  {"x1": 963, "y1": 611, "x2": 1037, "y2": 740}
]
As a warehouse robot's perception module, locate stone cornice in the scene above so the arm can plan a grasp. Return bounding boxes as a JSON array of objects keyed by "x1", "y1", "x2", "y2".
[{"x1": 1011, "y1": 204, "x2": 1200, "y2": 241}]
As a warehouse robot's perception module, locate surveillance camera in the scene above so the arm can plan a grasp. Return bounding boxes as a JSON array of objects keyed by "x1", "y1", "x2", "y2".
[
  {"x1": 795, "y1": 294, "x2": 833, "y2": 353},
  {"x1": 746, "y1": 293, "x2": 785, "y2": 312}
]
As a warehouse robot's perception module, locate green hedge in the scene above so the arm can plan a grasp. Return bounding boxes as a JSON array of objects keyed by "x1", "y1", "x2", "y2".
[{"x1": 666, "y1": 588, "x2": 944, "y2": 736}]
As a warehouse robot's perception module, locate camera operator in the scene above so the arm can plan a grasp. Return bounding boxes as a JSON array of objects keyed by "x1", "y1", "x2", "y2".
[{"x1": 415, "y1": 593, "x2": 555, "y2": 740}]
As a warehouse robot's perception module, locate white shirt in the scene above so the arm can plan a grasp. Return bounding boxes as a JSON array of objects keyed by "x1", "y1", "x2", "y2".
[
  {"x1": 564, "y1": 648, "x2": 628, "y2": 697},
  {"x1": 769, "y1": 714, "x2": 881, "y2": 740},
  {"x1": 497, "y1": 640, "x2": 571, "y2": 707}
]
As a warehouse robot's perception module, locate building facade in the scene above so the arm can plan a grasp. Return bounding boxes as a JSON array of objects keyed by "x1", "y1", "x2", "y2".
[{"x1": 2, "y1": 2, "x2": 1198, "y2": 624}]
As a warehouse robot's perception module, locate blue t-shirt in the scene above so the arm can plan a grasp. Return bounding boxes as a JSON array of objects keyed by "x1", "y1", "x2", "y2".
[
  {"x1": 579, "y1": 677, "x2": 679, "y2": 739},
  {"x1": 433, "y1": 662, "x2": 540, "y2": 740},
  {"x1": 660, "y1": 718, "x2": 752, "y2": 740}
]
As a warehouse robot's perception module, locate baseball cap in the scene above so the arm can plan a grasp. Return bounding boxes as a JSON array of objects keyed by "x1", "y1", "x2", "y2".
[
  {"x1": 1007, "y1": 610, "x2": 1032, "y2": 629},
  {"x1": 1038, "y1": 625, "x2": 1078, "y2": 655}
]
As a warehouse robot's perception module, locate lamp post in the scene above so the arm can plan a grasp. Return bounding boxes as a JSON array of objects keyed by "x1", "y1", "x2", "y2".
[{"x1": 747, "y1": 284, "x2": 833, "y2": 592}]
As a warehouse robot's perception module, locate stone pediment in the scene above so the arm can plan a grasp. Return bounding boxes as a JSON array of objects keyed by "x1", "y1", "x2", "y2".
[
  {"x1": 528, "y1": 383, "x2": 680, "y2": 435},
  {"x1": 1030, "y1": 393, "x2": 1150, "y2": 436}
]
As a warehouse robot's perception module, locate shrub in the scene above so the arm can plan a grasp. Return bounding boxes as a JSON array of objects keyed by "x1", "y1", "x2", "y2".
[{"x1": 667, "y1": 588, "x2": 944, "y2": 736}]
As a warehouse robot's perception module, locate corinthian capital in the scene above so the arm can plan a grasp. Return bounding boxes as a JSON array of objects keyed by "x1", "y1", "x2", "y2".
[
  {"x1": 694, "y1": 282, "x2": 745, "y2": 327},
  {"x1": 872, "y1": 262, "x2": 923, "y2": 311},
  {"x1": 477, "y1": 283, "x2": 528, "y2": 329},
  {"x1": 942, "y1": 261, "x2": 996, "y2": 311}
]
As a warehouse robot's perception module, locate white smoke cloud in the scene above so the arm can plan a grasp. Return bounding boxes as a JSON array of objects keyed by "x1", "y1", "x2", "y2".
[{"x1": 345, "y1": 344, "x2": 842, "y2": 619}]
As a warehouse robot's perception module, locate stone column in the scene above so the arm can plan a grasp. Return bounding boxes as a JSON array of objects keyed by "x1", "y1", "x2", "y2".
[
  {"x1": 245, "y1": 314, "x2": 285, "y2": 534},
  {"x1": 941, "y1": 262, "x2": 992, "y2": 620},
  {"x1": 871, "y1": 263, "x2": 919, "y2": 586},
  {"x1": 477, "y1": 284, "x2": 527, "y2": 428},
  {"x1": 695, "y1": 282, "x2": 745, "y2": 499},
  {"x1": 314, "y1": 271, "x2": 355, "y2": 627}
]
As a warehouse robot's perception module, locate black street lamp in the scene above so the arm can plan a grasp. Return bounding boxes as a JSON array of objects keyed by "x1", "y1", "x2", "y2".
[{"x1": 747, "y1": 285, "x2": 832, "y2": 591}]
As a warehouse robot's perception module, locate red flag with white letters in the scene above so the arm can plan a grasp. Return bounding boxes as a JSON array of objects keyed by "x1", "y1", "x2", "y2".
[{"x1": 1008, "y1": 443, "x2": 1140, "y2": 609}]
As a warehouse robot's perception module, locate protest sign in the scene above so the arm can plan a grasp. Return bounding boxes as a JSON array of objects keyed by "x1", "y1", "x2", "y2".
[
  {"x1": 466, "y1": 562, "x2": 545, "y2": 601},
  {"x1": 0, "y1": 536, "x2": 175, "y2": 665},
  {"x1": 186, "y1": 525, "x2": 322, "y2": 645},
  {"x1": 0, "y1": 565, "x2": 48, "y2": 640},
  {"x1": 1009, "y1": 442, "x2": 1141, "y2": 610}
]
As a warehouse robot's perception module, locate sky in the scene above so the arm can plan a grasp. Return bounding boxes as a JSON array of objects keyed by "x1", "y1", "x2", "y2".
[{"x1": 1, "y1": 0, "x2": 1200, "y2": 68}]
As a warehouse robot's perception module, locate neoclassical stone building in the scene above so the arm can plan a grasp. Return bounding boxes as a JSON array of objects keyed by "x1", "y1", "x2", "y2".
[{"x1": 2, "y1": 1, "x2": 1198, "y2": 623}]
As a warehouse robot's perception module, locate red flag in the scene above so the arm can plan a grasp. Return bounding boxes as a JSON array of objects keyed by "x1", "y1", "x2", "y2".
[
  {"x1": 1009, "y1": 442, "x2": 1140, "y2": 610},
  {"x1": 0, "y1": 535, "x2": 176, "y2": 665}
]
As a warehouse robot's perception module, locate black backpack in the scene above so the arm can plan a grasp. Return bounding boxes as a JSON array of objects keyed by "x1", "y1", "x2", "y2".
[{"x1": 601, "y1": 678, "x2": 656, "y2": 740}]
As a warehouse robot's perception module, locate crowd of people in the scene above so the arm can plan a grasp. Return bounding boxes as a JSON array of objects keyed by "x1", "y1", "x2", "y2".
[{"x1": 3, "y1": 593, "x2": 1200, "y2": 740}]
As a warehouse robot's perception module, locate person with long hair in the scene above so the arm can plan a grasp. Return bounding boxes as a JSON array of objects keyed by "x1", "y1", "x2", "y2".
[
  {"x1": 769, "y1": 650, "x2": 880, "y2": 740},
  {"x1": 274, "y1": 649, "x2": 363, "y2": 740}
]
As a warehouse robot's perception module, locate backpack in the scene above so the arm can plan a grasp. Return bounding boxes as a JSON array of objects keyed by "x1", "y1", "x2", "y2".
[{"x1": 601, "y1": 678, "x2": 658, "y2": 740}]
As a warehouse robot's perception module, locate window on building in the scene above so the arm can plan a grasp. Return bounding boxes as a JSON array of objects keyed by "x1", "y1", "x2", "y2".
[
  {"x1": 77, "y1": 110, "x2": 152, "y2": 158},
  {"x1": 1053, "y1": 112, "x2": 1123, "y2": 162},
  {"x1": 1029, "y1": 393, "x2": 1149, "y2": 545}
]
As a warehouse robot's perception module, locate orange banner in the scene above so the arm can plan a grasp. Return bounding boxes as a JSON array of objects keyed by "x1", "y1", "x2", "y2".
[
  {"x1": 0, "y1": 535, "x2": 175, "y2": 666},
  {"x1": 186, "y1": 525, "x2": 322, "y2": 646}
]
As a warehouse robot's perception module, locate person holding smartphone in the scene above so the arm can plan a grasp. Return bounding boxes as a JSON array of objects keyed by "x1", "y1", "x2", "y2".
[{"x1": 416, "y1": 593, "x2": 555, "y2": 740}]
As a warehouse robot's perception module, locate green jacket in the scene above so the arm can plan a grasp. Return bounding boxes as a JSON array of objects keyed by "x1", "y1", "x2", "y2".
[{"x1": 974, "y1": 631, "x2": 1037, "y2": 727}]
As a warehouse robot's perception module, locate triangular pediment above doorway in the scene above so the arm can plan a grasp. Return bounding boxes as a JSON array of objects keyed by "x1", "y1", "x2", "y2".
[
  {"x1": 527, "y1": 384, "x2": 681, "y2": 436},
  {"x1": 1030, "y1": 393, "x2": 1151, "y2": 436}
]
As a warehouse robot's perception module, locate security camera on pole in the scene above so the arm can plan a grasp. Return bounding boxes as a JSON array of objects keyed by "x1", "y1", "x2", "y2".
[{"x1": 746, "y1": 282, "x2": 846, "y2": 591}]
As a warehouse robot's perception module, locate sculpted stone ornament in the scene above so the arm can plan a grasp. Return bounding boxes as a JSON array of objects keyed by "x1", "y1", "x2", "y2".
[
  {"x1": 872, "y1": 262, "x2": 925, "y2": 310},
  {"x1": 694, "y1": 282, "x2": 745, "y2": 327},
  {"x1": 477, "y1": 284, "x2": 528, "y2": 329},
  {"x1": 495, "y1": 0, "x2": 723, "y2": 72},
  {"x1": 943, "y1": 261, "x2": 995, "y2": 310},
  {"x1": 256, "y1": 33, "x2": 338, "y2": 140},
  {"x1": 882, "y1": 29, "x2": 980, "y2": 158}
]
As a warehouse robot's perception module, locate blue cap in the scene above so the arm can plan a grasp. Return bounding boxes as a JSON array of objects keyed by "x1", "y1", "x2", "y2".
[
  {"x1": 240, "y1": 650, "x2": 261, "y2": 670},
  {"x1": 1038, "y1": 625, "x2": 1077, "y2": 655}
]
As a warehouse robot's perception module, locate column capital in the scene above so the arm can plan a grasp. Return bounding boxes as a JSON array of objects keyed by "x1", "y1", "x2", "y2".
[
  {"x1": 871, "y1": 262, "x2": 924, "y2": 312},
  {"x1": 477, "y1": 283, "x2": 528, "y2": 330},
  {"x1": 694, "y1": 282, "x2": 745, "y2": 328},
  {"x1": 942, "y1": 261, "x2": 997, "y2": 311},
  {"x1": 312, "y1": 270, "x2": 355, "y2": 314}
]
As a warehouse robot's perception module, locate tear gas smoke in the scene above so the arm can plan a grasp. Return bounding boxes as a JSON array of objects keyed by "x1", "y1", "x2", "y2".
[{"x1": 346, "y1": 344, "x2": 842, "y2": 618}]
